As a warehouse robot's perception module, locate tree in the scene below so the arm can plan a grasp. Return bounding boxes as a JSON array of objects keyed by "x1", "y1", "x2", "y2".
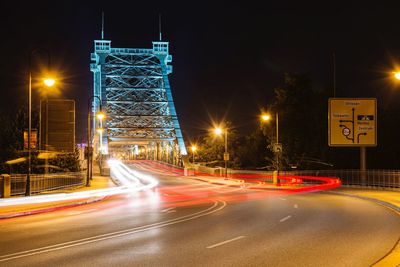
[
  {"x1": 233, "y1": 128, "x2": 274, "y2": 169},
  {"x1": 263, "y1": 73, "x2": 332, "y2": 169},
  {"x1": 197, "y1": 122, "x2": 240, "y2": 168},
  {"x1": 0, "y1": 107, "x2": 26, "y2": 173}
]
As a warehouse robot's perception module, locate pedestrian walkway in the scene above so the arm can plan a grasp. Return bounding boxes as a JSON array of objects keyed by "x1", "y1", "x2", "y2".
[
  {"x1": 329, "y1": 187, "x2": 400, "y2": 267},
  {"x1": 40, "y1": 175, "x2": 117, "y2": 194},
  {"x1": 0, "y1": 175, "x2": 116, "y2": 220}
]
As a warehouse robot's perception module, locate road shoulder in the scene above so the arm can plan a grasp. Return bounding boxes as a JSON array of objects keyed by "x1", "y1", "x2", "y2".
[{"x1": 327, "y1": 187, "x2": 400, "y2": 267}]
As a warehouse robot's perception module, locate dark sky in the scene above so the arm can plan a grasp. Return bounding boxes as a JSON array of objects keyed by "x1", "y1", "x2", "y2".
[{"x1": 1, "y1": 1, "x2": 400, "y2": 143}]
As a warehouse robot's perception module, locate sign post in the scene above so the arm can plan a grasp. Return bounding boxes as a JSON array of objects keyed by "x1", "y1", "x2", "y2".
[{"x1": 328, "y1": 98, "x2": 377, "y2": 184}]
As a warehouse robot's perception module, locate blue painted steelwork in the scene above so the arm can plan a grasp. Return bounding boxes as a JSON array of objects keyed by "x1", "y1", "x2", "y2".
[{"x1": 90, "y1": 39, "x2": 187, "y2": 164}]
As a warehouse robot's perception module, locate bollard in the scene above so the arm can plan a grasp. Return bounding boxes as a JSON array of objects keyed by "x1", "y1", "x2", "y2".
[
  {"x1": 273, "y1": 171, "x2": 278, "y2": 185},
  {"x1": 1, "y1": 174, "x2": 11, "y2": 198},
  {"x1": 184, "y1": 168, "x2": 195, "y2": 176}
]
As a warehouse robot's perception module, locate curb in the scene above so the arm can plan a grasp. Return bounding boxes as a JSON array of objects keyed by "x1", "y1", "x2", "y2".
[
  {"x1": 0, "y1": 196, "x2": 105, "y2": 220},
  {"x1": 190, "y1": 177, "x2": 244, "y2": 187},
  {"x1": 325, "y1": 190, "x2": 400, "y2": 266},
  {"x1": 326, "y1": 190, "x2": 400, "y2": 213}
]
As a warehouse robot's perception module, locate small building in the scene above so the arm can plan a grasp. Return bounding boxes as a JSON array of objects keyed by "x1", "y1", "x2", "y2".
[{"x1": 40, "y1": 99, "x2": 75, "y2": 152}]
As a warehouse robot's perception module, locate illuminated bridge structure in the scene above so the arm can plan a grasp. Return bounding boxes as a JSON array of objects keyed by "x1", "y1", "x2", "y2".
[{"x1": 90, "y1": 39, "x2": 187, "y2": 165}]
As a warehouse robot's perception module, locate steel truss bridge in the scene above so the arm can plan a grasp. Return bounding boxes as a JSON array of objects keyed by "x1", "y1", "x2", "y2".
[{"x1": 90, "y1": 39, "x2": 187, "y2": 165}]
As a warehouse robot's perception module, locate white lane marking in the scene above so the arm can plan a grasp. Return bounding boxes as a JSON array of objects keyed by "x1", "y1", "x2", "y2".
[
  {"x1": 294, "y1": 204, "x2": 298, "y2": 209},
  {"x1": 280, "y1": 215, "x2": 292, "y2": 222},
  {"x1": 279, "y1": 197, "x2": 287, "y2": 201},
  {"x1": 166, "y1": 210, "x2": 176, "y2": 213},
  {"x1": 67, "y1": 209, "x2": 97, "y2": 216},
  {"x1": 161, "y1": 207, "x2": 175, "y2": 213},
  {"x1": 0, "y1": 201, "x2": 226, "y2": 262},
  {"x1": 207, "y1": 236, "x2": 245, "y2": 249}
]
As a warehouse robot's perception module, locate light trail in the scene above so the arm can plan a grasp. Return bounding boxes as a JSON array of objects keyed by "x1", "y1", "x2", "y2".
[{"x1": 0, "y1": 159, "x2": 158, "y2": 207}]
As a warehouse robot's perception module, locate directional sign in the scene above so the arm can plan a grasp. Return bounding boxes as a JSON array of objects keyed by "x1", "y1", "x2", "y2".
[
  {"x1": 223, "y1": 152, "x2": 230, "y2": 161},
  {"x1": 328, "y1": 98, "x2": 377, "y2": 146},
  {"x1": 24, "y1": 129, "x2": 38, "y2": 150}
]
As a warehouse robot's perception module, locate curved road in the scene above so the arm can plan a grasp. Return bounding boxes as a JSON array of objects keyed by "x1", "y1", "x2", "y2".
[{"x1": 0, "y1": 164, "x2": 399, "y2": 267}]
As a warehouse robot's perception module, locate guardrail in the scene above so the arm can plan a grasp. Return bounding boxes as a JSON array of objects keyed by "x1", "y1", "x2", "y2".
[
  {"x1": 0, "y1": 172, "x2": 85, "y2": 197},
  {"x1": 231, "y1": 169, "x2": 400, "y2": 190}
]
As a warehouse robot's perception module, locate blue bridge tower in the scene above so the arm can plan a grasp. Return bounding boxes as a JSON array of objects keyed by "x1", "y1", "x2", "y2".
[{"x1": 90, "y1": 38, "x2": 187, "y2": 165}]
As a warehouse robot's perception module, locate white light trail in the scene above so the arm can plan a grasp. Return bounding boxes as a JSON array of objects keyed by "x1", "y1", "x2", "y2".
[{"x1": 0, "y1": 159, "x2": 159, "y2": 207}]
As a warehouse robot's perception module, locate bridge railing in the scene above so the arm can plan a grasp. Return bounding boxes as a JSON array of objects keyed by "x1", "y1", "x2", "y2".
[
  {"x1": 0, "y1": 172, "x2": 85, "y2": 197},
  {"x1": 231, "y1": 169, "x2": 400, "y2": 191}
]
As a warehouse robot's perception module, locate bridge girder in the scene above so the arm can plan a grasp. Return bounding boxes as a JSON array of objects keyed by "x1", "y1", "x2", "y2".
[{"x1": 91, "y1": 40, "x2": 187, "y2": 165}]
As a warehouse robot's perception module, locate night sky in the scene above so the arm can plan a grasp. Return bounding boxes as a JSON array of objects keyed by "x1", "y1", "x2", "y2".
[{"x1": 1, "y1": 2, "x2": 400, "y2": 144}]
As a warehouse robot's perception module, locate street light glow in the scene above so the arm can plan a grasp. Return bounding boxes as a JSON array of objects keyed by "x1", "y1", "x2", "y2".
[
  {"x1": 214, "y1": 127, "x2": 223, "y2": 135},
  {"x1": 43, "y1": 78, "x2": 56, "y2": 87},
  {"x1": 191, "y1": 145, "x2": 197, "y2": 152},
  {"x1": 261, "y1": 114, "x2": 271, "y2": 122},
  {"x1": 394, "y1": 71, "x2": 400, "y2": 80},
  {"x1": 97, "y1": 111, "x2": 105, "y2": 120},
  {"x1": 97, "y1": 128, "x2": 104, "y2": 134}
]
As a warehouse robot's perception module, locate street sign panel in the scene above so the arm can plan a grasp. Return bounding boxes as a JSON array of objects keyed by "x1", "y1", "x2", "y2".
[
  {"x1": 328, "y1": 98, "x2": 377, "y2": 146},
  {"x1": 24, "y1": 129, "x2": 38, "y2": 150},
  {"x1": 223, "y1": 152, "x2": 229, "y2": 161}
]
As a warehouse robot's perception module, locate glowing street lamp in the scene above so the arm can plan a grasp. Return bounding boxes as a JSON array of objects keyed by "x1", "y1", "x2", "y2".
[
  {"x1": 394, "y1": 71, "x2": 400, "y2": 81},
  {"x1": 87, "y1": 96, "x2": 104, "y2": 186},
  {"x1": 26, "y1": 48, "x2": 55, "y2": 196},
  {"x1": 261, "y1": 113, "x2": 271, "y2": 122},
  {"x1": 261, "y1": 112, "x2": 281, "y2": 184},
  {"x1": 43, "y1": 78, "x2": 56, "y2": 87},
  {"x1": 214, "y1": 126, "x2": 228, "y2": 178},
  {"x1": 214, "y1": 127, "x2": 223, "y2": 135},
  {"x1": 96, "y1": 111, "x2": 105, "y2": 120}
]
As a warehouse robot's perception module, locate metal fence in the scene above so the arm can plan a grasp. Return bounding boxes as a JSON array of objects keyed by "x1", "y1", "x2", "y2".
[
  {"x1": 230, "y1": 169, "x2": 400, "y2": 191},
  {"x1": 0, "y1": 172, "x2": 85, "y2": 197}
]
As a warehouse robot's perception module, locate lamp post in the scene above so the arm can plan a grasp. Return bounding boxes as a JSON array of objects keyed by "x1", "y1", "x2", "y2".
[
  {"x1": 26, "y1": 49, "x2": 55, "y2": 196},
  {"x1": 214, "y1": 127, "x2": 228, "y2": 178},
  {"x1": 87, "y1": 96, "x2": 104, "y2": 186},
  {"x1": 97, "y1": 127, "x2": 104, "y2": 173},
  {"x1": 191, "y1": 145, "x2": 197, "y2": 164},
  {"x1": 261, "y1": 112, "x2": 280, "y2": 183}
]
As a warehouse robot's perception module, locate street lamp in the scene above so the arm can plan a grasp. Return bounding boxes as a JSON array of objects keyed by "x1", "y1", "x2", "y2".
[
  {"x1": 214, "y1": 127, "x2": 228, "y2": 178},
  {"x1": 87, "y1": 96, "x2": 104, "y2": 186},
  {"x1": 191, "y1": 145, "x2": 197, "y2": 164},
  {"x1": 43, "y1": 78, "x2": 56, "y2": 87},
  {"x1": 393, "y1": 71, "x2": 400, "y2": 81},
  {"x1": 26, "y1": 48, "x2": 55, "y2": 196},
  {"x1": 261, "y1": 112, "x2": 280, "y2": 184}
]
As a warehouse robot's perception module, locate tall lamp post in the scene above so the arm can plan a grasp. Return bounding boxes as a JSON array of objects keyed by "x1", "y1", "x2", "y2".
[
  {"x1": 214, "y1": 127, "x2": 228, "y2": 178},
  {"x1": 261, "y1": 112, "x2": 281, "y2": 184},
  {"x1": 191, "y1": 145, "x2": 197, "y2": 164},
  {"x1": 26, "y1": 48, "x2": 55, "y2": 196},
  {"x1": 87, "y1": 96, "x2": 104, "y2": 186}
]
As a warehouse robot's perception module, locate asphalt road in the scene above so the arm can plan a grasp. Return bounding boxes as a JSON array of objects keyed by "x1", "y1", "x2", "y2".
[{"x1": 0, "y1": 165, "x2": 399, "y2": 267}]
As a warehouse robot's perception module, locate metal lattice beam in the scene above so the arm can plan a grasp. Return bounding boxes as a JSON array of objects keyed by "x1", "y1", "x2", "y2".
[{"x1": 91, "y1": 39, "x2": 187, "y2": 164}]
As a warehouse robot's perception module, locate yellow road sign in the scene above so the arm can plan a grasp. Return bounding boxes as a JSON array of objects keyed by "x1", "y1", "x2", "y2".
[{"x1": 328, "y1": 98, "x2": 377, "y2": 146}]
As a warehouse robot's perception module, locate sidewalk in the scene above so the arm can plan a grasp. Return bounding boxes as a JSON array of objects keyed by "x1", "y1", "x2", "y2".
[
  {"x1": 0, "y1": 175, "x2": 116, "y2": 219},
  {"x1": 328, "y1": 187, "x2": 400, "y2": 267}
]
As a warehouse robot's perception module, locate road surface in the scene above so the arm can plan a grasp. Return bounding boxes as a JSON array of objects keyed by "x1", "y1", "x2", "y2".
[{"x1": 0, "y1": 163, "x2": 399, "y2": 266}]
